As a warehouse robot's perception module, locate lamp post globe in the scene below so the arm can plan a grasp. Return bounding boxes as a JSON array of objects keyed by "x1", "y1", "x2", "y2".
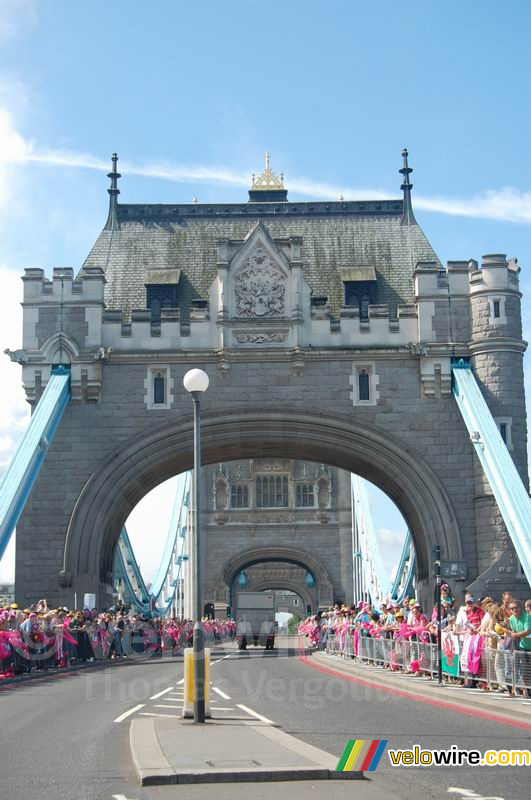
[{"x1": 183, "y1": 368, "x2": 209, "y2": 394}]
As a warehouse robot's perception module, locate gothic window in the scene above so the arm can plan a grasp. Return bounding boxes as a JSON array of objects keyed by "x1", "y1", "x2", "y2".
[
  {"x1": 231, "y1": 485, "x2": 249, "y2": 509},
  {"x1": 153, "y1": 372, "x2": 166, "y2": 405},
  {"x1": 358, "y1": 369, "x2": 370, "y2": 401},
  {"x1": 256, "y1": 475, "x2": 288, "y2": 508},
  {"x1": 344, "y1": 282, "x2": 374, "y2": 320},
  {"x1": 296, "y1": 483, "x2": 315, "y2": 507},
  {"x1": 145, "y1": 365, "x2": 173, "y2": 410},
  {"x1": 146, "y1": 285, "x2": 178, "y2": 322}
]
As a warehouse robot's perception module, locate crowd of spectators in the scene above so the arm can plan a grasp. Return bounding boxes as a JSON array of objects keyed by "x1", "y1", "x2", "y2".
[
  {"x1": 0, "y1": 598, "x2": 236, "y2": 678},
  {"x1": 299, "y1": 585, "x2": 531, "y2": 697}
]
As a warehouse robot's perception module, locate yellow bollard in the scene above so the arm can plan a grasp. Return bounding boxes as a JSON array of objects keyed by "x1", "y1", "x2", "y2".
[{"x1": 183, "y1": 647, "x2": 210, "y2": 718}]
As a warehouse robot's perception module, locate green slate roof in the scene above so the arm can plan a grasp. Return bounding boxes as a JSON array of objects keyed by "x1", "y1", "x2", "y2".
[{"x1": 81, "y1": 199, "x2": 440, "y2": 322}]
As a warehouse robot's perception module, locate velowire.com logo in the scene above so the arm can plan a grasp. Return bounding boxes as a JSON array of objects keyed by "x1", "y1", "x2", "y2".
[{"x1": 336, "y1": 739, "x2": 388, "y2": 772}]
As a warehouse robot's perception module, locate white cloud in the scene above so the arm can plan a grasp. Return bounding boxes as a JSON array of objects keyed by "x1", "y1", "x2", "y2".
[
  {"x1": 0, "y1": 105, "x2": 529, "y2": 224},
  {"x1": 0, "y1": 265, "x2": 30, "y2": 581}
]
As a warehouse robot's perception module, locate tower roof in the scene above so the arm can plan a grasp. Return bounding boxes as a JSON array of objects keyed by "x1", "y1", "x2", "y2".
[{"x1": 81, "y1": 150, "x2": 440, "y2": 321}]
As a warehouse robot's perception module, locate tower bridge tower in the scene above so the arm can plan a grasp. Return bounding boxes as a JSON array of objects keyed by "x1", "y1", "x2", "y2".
[{"x1": 8, "y1": 151, "x2": 528, "y2": 609}]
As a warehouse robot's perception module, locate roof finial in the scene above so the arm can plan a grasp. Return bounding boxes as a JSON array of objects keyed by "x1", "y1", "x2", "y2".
[
  {"x1": 265, "y1": 150, "x2": 270, "y2": 171},
  {"x1": 106, "y1": 152, "x2": 121, "y2": 227},
  {"x1": 399, "y1": 147, "x2": 416, "y2": 225}
]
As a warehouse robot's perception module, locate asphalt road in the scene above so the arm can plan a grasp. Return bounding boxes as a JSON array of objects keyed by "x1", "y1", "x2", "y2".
[{"x1": 0, "y1": 636, "x2": 529, "y2": 800}]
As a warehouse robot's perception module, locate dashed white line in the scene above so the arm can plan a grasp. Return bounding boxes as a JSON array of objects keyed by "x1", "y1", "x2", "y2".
[
  {"x1": 213, "y1": 686, "x2": 231, "y2": 700},
  {"x1": 114, "y1": 703, "x2": 145, "y2": 723},
  {"x1": 236, "y1": 704, "x2": 274, "y2": 724},
  {"x1": 149, "y1": 687, "x2": 174, "y2": 700}
]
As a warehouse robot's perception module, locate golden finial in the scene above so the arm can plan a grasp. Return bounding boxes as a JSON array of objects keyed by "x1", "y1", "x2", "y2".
[{"x1": 251, "y1": 150, "x2": 285, "y2": 191}]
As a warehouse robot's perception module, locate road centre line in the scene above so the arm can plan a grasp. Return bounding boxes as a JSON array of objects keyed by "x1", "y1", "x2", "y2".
[
  {"x1": 149, "y1": 687, "x2": 174, "y2": 700},
  {"x1": 114, "y1": 704, "x2": 145, "y2": 723},
  {"x1": 213, "y1": 686, "x2": 231, "y2": 700},
  {"x1": 236, "y1": 704, "x2": 275, "y2": 724}
]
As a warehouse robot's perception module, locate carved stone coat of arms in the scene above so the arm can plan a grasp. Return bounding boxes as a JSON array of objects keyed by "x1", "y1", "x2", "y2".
[{"x1": 234, "y1": 246, "x2": 286, "y2": 318}]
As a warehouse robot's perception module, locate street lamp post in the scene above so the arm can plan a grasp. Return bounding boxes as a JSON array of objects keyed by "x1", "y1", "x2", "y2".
[{"x1": 183, "y1": 368, "x2": 209, "y2": 723}]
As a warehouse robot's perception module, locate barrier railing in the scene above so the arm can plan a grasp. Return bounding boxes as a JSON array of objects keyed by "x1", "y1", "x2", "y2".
[
  {"x1": 323, "y1": 632, "x2": 530, "y2": 695},
  {"x1": 0, "y1": 624, "x2": 236, "y2": 679}
]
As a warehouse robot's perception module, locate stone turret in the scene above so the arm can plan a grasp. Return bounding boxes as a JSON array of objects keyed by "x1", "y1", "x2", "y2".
[{"x1": 468, "y1": 254, "x2": 528, "y2": 578}]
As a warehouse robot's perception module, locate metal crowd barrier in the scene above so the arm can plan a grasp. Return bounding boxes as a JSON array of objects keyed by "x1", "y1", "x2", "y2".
[{"x1": 324, "y1": 632, "x2": 530, "y2": 695}]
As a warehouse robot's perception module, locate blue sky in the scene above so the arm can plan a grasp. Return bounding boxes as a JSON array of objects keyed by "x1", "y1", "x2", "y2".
[{"x1": 0, "y1": 1, "x2": 529, "y2": 583}]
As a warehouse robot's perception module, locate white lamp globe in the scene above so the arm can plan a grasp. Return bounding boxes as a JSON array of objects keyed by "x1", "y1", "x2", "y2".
[{"x1": 183, "y1": 368, "x2": 209, "y2": 394}]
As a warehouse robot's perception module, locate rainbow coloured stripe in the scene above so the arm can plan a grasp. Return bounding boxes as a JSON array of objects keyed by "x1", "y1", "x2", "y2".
[{"x1": 336, "y1": 739, "x2": 388, "y2": 772}]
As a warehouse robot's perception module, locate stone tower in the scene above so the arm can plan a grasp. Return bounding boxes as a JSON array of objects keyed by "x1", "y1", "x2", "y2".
[{"x1": 467, "y1": 254, "x2": 529, "y2": 593}]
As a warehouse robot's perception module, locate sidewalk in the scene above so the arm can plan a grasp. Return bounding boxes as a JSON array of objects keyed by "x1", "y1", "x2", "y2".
[
  {"x1": 130, "y1": 715, "x2": 362, "y2": 785},
  {"x1": 310, "y1": 650, "x2": 531, "y2": 729}
]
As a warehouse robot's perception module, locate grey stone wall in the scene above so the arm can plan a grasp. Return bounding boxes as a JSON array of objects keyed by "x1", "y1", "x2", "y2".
[{"x1": 15, "y1": 354, "x2": 477, "y2": 609}]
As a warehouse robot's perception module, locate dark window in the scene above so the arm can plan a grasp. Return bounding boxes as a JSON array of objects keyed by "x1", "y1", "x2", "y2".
[
  {"x1": 499, "y1": 422, "x2": 507, "y2": 444},
  {"x1": 358, "y1": 370, "x2": 370, "y2": 401},
  {"x1": 344, "y1": 282, "x2": 374, "y2": 320},
  {"x1": 146, "y1": 285, "x2": 178, "y2": 322},
  {"x1": 256, "y1": 475, "x2": 288, "y2": 508},
  {"x1": 493, "y1": 299, "x2": 501, "y2": 319},
  {"x1": 153, "y1": 373, "x2": 166, "y2": 404},
  {"x1": 296, "y1": 483, "x2": 314, "y2": 507},
  {"x1": 231, "y1": 485, "x2": 249, "y2": 509}
]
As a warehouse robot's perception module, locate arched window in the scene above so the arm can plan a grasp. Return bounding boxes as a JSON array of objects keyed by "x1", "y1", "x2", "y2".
[
  {"x1": 153, "y1": 372, "x2": 166, "y2": 404},
  {"x1": 256, "y1": 475, "x2": 288, "y2": 508},
  {"x1": 150, "y1": 297, "x2": 161, "y2": 323},
  {"x1": 296, "y1": 483, "x2": 315, "y2": 507},
  {"x1": 231, "y1": 485, "x2": 249, "y2": 509},
  {"x1": 146, "y1": 284, "x2": 178, "y2": 322},
  {"x1": 360, "y1": 293, "x2": 371, "y2": 320},
  {"x1": 358, "y1": 369, "x2": 370, "y2": 401},
  {"x1": 344, "y1": 282, "x2": 374, "y2": 320}
]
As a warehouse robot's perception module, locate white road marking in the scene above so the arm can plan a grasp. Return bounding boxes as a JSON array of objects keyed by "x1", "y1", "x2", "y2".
[
  {"x1": 158, "y1": 697, "x2": 182, "y2": 702},
  {"x1": 211, "y1": 706, "x2": 234, "y2": 711},
  {"x1": 236, "y1": 704, "x2": 275, "y2": 724},
  {"x1": 149, "y1": 687, "x2": 174, "y2": 700},
  {"x1": 177, "y1": 678, "x2": 184, "y2": 685},
  {"x1": 154, "y1": 704, "x2": 184, "y2": 709},
  {"x1": 213, "y1": 686, "x2": 231, "y2": 700},
  {"x1": 113, "y1": 795, "x2": 138, "y2": 800},
  {"x1": 114, "y1": 704, "x2": 145, "y2": 723},
  {"x1": 139, "y1": 712, "x2": 181, "y2": 718},
  {"x1": 448, "y1": 789, "x2": 505, "y2": 799}
]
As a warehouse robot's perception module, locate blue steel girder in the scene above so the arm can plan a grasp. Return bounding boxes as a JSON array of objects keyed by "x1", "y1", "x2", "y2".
[
  {"x1": 0, "y1": 368, "x2": 70, "y2": 561},
  {"x1": 452, "y1": 362, "x2": 531, "y2": 585}
]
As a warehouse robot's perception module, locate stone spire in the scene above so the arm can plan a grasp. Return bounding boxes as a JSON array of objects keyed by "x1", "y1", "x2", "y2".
[
  {"x1": 399, "y1": 147, "x2": 416, "y2": 225},
  {"x1": 106, "y1": 152, "x2": 121, "y2": 227}
]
